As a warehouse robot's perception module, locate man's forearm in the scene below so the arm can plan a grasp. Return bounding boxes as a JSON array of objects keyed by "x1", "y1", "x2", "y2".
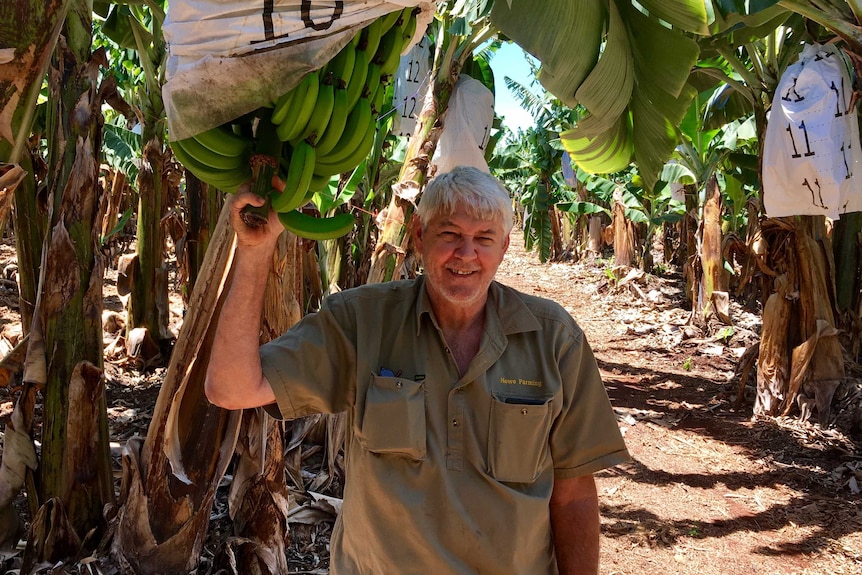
[
  {"x1": 550, "y1": 474, "x2": 600, "y2": 575},
  {"x1": 205, "y1": 243, "x2": 277, "y2": 409}
]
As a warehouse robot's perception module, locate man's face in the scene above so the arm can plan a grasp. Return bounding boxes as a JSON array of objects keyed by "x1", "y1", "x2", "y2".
[{"x1": 413, "y1": 208, "x2": 510, "y2": 314}]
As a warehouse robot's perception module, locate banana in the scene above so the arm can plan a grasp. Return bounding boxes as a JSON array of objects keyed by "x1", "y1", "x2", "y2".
[
  {"x1": 369, "y1": 82, "x2": 386, "y2": 116},
  {"x1": 271, "y1": 86, "x2": 298, "y2": 126},
  {"x1": 315, "y1": 87, "x2": 350, "y2": 157},
  {"x1": 309, "y1": 173, "x2": 333, "y2": 193},
  {"x1": 400, "y1": 7, "x2": 418, "y2": 50},
  {"x1": 295, "y1": 73, "x2": 335, "y2": 146},
  {"x1": 192, "y1": 124, "x2": 251, "y2": 158},
  {"x1": 278, "y1": 209, "x2": 355, "y2": 240},
  {"x1": 172, "y1": 140, "x2": 249, "y2": 192},
  {"x1": 318, "y1": 95, "x2": 372, "y2": 164},
  {"x1": 378, "y1": 9, "x2": 402, "y2": 36},
  {"x1": 277, "y1": 70, "x2": 320, "y2": 142},
  {"x1": 374, "y1": 25, "x2": 403, "y2": 77},
  {"x1": 325, "y1": 41, "x2": 356, "y2": 89},
  {"x1": 358, "y1": 17, "x2": 383, "y2": 56},
  {"x1": 271, "y1": 141, "x2": 315, "y2": 213},
  {"x1": 178, "y1": 135, "x2": 245, "y2": 171},
  {"x1": 363, "y1": 63, "x2": 382, "y2": 103},
  {"x1": 345, "y1": 47, "x2": 369, "y2": 111},
  {"x1": 314, "y1": 117, "x2": 376, "y2": 177}
]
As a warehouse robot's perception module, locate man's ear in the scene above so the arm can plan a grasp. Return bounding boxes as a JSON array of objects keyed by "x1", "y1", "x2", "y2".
[{"x1": 410, "y1": 214, "x2": 423, "y2": 249}]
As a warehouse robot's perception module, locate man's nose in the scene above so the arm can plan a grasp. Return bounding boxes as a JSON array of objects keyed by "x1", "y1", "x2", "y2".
[{"x1": 454, "y1": 238, "x2": 478, "y2": 258}]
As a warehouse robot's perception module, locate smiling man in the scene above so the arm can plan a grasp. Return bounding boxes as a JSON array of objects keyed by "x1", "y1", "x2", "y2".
[{"x1": 206, "y1": 166, "x2": 629, "y2": 574}]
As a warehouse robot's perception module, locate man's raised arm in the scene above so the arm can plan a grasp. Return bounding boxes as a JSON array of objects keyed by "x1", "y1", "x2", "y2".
[{"x1": 205, "y1": 189, "x2": 281, "y2": 410}]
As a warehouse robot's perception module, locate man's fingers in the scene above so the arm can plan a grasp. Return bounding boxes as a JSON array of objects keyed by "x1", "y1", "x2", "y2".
[
  {"x1": 271, "y1": 174, "x2": 285, "y2": 193},
  {"x1": 233, "y1": 190, "x2": 266, "y2": 210},
  {"x1": 236, "y1": 181, "x2": 252, "y2": 196}
]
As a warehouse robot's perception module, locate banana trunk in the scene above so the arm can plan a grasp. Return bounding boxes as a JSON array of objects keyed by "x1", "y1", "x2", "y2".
[{"x1": 367, "y1": 54, "x2": 458, "y2": 283}]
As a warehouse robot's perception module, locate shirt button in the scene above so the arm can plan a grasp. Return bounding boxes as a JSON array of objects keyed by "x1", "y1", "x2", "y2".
[
  {"x1": 521, "y1": 408, "x2": 529, "y2": 415},
  {"x1": 395, "y1": 381, "x2": 402, "y2": 389},
  {"x1": 451, "y1": 419, "x2": 459, "y2": 427},
  {"x1": 445, "y1": 347, "x2": 451, "y2": 354}
]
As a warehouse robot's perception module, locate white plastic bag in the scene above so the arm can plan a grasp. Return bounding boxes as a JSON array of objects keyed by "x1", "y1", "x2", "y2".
[
  {"x1": 393, "y1": 36, "x2": 432, "y2": 139},
  {"x1": 762, "y1": 43, "x2": 862, "y2": 219},
  {"x1": 430, "y1": 75, "x2": 495, "y2": 175},
  {"x1": 162, "y1": 0, "x2": 435, "y2": 140}
]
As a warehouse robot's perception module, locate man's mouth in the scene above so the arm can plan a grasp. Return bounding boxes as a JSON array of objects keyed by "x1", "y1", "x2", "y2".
[{"x1": 449, "y1": 269, "x2": 476, "y2": 276}]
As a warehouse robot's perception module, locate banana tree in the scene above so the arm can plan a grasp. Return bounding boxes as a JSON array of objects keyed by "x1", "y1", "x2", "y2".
[
  {"x1": 3, "y1": 0, "x2": 116, "y2": 565},
  {"x1": 493, "y1": 70, "x2": 581, "y2": 261},
  {"x1": 0, "y1": 0, "x2": 70, "y2": 552},
  {"x1": 98, "y1": 1, "x2": 173, "y2": 361},
  {"x1": 692, "y1": 2, "x2": 855, "y2": 423},
  {"x1": 673, "y1": 92, "x2": 763, "y2": 320},
  {"x1": 368, "y1": 1, "x2": 497, "y2": 282},
  {"x1": 493, "y1": 127, "x2": 566, "y2": 263},
  {"x1": 766, "y1": 0, "x2": 862, "y2": 316}
]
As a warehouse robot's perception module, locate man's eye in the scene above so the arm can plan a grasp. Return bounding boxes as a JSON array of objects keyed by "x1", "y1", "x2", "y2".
[
  {"x1": 440, "y1": 231, "x2": 459, "y2": 240},
  {"x1": 477, "y1": 237, "x2": 493, "y2": 245}
]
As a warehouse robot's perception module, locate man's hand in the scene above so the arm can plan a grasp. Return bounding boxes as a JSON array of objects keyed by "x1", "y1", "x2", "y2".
[
  {"x1": 550, "y1": 474, "x2": 600, "y2": 575},
  {"x1": 229, "y1": 181, "x2": 283, "y2": 250}
]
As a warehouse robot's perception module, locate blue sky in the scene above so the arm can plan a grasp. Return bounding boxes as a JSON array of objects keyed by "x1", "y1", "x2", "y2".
[{"x1": 488, "y1": 42, "x2": 538, "y2": 134}]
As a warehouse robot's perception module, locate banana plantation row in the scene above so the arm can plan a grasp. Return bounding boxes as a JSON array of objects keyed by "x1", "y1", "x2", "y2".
[{"x1": 0, "y1": 0, "x2": 860, "y2": 572}]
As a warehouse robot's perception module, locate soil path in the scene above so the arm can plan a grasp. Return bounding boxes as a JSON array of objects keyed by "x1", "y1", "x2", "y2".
[{"x1": 496, "y1": 230, "x2": 862, "y2": 575}]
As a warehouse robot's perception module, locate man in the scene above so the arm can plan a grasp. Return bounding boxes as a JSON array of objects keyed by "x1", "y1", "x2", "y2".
[{"x1": 206, "y1": 166, "x2": 629, "y2": 574}]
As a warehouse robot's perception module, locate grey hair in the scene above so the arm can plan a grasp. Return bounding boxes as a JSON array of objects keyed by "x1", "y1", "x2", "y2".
[{"x1": 416, "y1": 166, "x2": 514, "y2": 232}]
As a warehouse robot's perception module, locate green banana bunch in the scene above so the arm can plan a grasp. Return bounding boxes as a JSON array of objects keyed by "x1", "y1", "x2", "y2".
[
  {"x1": 278, "y1": 209, "x2": 355, "y2": 240},
  {"x1": 172, "y1": 6, "x2": 422, "y2": 235},
  {"x1": 401, "y1": 7, "x2": 418, "y2": 48},
  {"x1": 171, "y1": 125, "x2": 253, "y2": 192},
  {"x1": 378, "y1": 9, "x2": 402, "y2": 36}
]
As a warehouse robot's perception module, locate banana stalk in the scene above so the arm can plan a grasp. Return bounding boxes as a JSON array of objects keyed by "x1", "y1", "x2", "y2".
[
  {"x1": 243, "y1": 111, "x2": 281, "y2": 227},
  {"x1": 367, "y1": 17, "x2": 496, "y2": 283}
]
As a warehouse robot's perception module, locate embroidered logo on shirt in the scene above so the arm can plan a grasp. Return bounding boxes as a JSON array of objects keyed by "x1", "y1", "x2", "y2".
[{"x1": 499, "y1": 377, "x2": 543, "y2": 388}]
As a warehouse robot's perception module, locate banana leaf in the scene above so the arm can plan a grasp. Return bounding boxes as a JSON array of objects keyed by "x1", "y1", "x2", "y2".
[{"x1": 492, "y1": 0, "x2": 707, "y2": 191}]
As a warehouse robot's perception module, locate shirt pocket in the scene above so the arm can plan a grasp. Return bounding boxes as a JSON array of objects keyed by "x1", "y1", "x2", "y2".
[
  {"x1": 487, "y1": 398, "x2": 553, "y2": 483},
  {"x1": 357, "y1": 375, "x2": 426, "y2": 460}
]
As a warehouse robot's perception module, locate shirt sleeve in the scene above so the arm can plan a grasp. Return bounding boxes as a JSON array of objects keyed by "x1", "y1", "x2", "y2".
[
  {"x1": 550, "y1": 325, "x2": 630, "y2": 478},
  {"x1": 259, "y1": 292, "x2": 358, "y2": 419}
]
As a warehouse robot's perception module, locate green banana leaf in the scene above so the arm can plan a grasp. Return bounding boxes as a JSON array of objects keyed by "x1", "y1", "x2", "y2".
[
  {"x1": 101, "y1": 4, "x2": 138, "y2": 50},
  {"x1": 657, "y1": 162, "x2": 698, "y2": 186},
  {"x1": 556, "y1": 200, "x2": 611, "y2": 218},
  {"x1": 103, "y1": 122, "x2": 141, "y2": 184},
  {"x1": 491, "y1": 0, "x2": 707, "y2": 192},
  {"x1": 313, "y1": 160, "x2": 365, "y2": 214}
]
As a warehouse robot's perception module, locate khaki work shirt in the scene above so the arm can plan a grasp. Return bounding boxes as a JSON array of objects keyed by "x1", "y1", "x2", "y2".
[{"x1": 260, "y1": 277, "x2": 629, "y2": 575}]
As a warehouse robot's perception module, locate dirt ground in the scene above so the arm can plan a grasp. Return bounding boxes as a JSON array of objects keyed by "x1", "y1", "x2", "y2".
[
  {"x1": 1, "y1": 228, "x2": 861, "y2": 574},
  {"x1": 496, "y1": 232, "x2": 862, "y2": 575}
]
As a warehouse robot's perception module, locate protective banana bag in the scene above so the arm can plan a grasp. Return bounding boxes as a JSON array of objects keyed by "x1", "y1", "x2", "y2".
[
  {"x1": 762, "y1": 43, "x2": 862, "y2": 219},
  {"x1": 163, "y1": 0, "x2": 435, "y2": 141},
  {"x1": 430, "y1": 75, "x2": 495, "y2": 175}
]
